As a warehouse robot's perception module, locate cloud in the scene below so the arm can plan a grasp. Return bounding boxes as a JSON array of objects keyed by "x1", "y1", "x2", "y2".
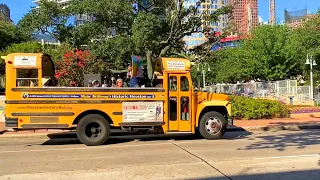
[{"x1": 258, "y1": 16, "x2": 263, "y2": 23}]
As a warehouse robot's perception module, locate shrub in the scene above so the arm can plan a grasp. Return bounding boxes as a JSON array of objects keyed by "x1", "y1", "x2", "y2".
[
  {"x1": 55, "y1": 49, "x2": 109, "y2": 86},
  {"x1": 229, "y1": 95, "x2": 290, "y2": 120}
]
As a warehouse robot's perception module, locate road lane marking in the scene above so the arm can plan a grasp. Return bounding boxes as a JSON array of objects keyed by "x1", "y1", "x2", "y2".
[
  {"x1": 253, "y1": 154, "x2": 320, "y2": 160},
  {"x1": 0, "y1": 142, "x2": 172, "y2": 154}
]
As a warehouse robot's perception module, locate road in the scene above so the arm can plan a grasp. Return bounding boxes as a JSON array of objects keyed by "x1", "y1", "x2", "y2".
[{"x1": 0, "y1": 130, "x2": 319, "y2": 180}]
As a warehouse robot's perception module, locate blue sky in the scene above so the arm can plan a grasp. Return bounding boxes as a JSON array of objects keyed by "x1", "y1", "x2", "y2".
[{"x1": 0, "y1": 0, "x2": 319, "y2": 24}]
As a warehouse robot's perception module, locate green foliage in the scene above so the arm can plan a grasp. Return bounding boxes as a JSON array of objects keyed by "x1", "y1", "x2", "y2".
[
  {"x1": 18, "y1": 0, "x2": 70, "y2": 43},
  {"x1": 3, "y1": 41, "x2": 42, "y2": 54},
  {"x1": 42, "y1": 43, "x2": 73, "y2": 63},
  {"x1": 90, "y1": 36, "x2": 135, "y2": 70},
  {"x1": 132, "y1": 13, "x2": 163, "y2": 52},
  {"x1": 288, "y1": 12, "x2": 320, "y2": 85},
  {"x1": 0, "y1": 21, "x2": 30, "y2": 51},
  {"x1": 206, "y1": 24, "x2": 304, "y2": 83},
  {"x1": 229, "y1": 96, "x2": 290, "y2": 120},
  {"x1": 18, "y1": 0, "x2": 232, "y2": 77}
]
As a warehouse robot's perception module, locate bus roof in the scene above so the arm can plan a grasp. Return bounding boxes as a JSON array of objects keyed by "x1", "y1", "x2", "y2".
[{"x1": 2, "y1": 53, "x2": 55, "y2": 77}]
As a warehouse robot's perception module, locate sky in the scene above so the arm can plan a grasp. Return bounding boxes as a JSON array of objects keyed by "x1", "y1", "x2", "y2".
[{"x1": 0, "y1": 0, "x2": 319, "y2": 24}]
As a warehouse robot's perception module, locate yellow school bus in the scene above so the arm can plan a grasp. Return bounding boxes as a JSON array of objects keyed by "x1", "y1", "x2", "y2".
[{"x1": 2, "y1": 53, "x2": 232, "y2": 146}]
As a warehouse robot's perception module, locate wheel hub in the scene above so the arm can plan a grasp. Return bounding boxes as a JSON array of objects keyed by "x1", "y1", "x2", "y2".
[
  {"x1": 205, "y1": 117, "x2": 222, "y2": 135},
  {"x1": 85, "y1": 122, "x2": 103, "y2": 139},
  {"x1": 90, "y1": 127, "x2": 97, "y2": 133}
]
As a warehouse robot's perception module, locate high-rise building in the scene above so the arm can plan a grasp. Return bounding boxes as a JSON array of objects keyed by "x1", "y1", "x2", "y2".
[
  {"x1": 0, "y1": 4, "x2": 12, "y2": 22},
  {"x1": 284, "y1": 8, "x2": 315, "y2": 29},
  {"x1": 183, "y1": 0, "x2": 228, "y2": 49},
  {"x1": 228, "y1": 0, "x2": 258, "y2": 35}
]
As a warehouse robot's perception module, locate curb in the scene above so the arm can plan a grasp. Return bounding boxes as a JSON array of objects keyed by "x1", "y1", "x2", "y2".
[{"x1": 228, "y1": 124, "x2": 320, "y2": 131}]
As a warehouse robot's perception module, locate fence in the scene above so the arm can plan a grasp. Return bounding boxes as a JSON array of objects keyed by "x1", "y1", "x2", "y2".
[
  {"x1": 205, "y1": 80, "x2": 317, "y2": 105},
  {"x1": 206, "y1": 81, "x2": 278, "y2": 98}
]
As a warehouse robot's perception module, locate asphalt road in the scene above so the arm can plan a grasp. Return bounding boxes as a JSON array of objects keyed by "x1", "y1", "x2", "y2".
[{"x1": 0, "y1": 130, "x2": 319, "y2": 180}]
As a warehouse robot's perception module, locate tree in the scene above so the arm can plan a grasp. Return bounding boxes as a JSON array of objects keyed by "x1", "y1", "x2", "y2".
[
  {"x1": 0, "y1": 21, "x2": 30, "y2": 51},
  {"x1": 68, "y1": 0, "x2": 232, "y2": 76},
  {"x1": 289, "y1": 11, "x2": 320, "y2": 85},
  {"x1": 18, "y1": 0, "x2": 72, "y2": 44},
  {"x1": 90, "y1": 36, "x2": 136, "y2": 70},
  {"x1": 3, "y1": 41, "x2": 42, "y2": 54},
  {"x1": 244, "y1": 25, "x2": 300, "y2": 81},
  {"x1": 208, "y1": 24, "x2": 301, "y2": 83},
  {"x1": 19, "y1": 0, "x2": 232, "y2": 80},
  {"x1": 129, "y1": 0, "x2": 232, "y2": 78}
]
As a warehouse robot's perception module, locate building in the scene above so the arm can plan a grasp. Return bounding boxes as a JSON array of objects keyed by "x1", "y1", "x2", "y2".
[
  {"x1": 284, "y1": 8, "x2": 315, "y2": 29},
  {"x1": 228, "y1": 0, "x2": 258, "y2": 35},
  {"x1": 0, "y1": 4, "x2": 12, "y2": 22},
  {"x1": 211, "y1": 32, "x2": 244, "y2": 50},
  {"x1": 183, "y1": 0, "x2": 228, "y2": 49}
]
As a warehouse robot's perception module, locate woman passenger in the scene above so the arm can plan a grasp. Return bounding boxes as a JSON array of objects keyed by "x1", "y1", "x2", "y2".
[{"x1": 116, "y1": 78, "x2": 123, "y2": 88}]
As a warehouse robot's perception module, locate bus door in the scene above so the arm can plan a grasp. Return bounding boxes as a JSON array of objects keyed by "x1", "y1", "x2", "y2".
[{"x1": 168, "y1": 74, "x2": 192, "y2": 132}]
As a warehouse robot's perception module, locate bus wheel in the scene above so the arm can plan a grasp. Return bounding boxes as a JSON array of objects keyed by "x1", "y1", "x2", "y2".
[
  {"x1": 76, "y1": 114, "x2": 110, "y2": 146},
  {"x1": 199, "y1": 111, "x2": 227, "y2": 140}
]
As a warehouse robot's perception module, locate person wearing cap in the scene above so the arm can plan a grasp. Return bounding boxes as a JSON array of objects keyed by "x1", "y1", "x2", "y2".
[{"x1": 92, "y1": 80, "x2": 100, "y2": 87}]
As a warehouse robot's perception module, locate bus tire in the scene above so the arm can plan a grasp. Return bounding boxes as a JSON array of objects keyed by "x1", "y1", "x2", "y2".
[
  {"x1": 199, "y1": 111, "x2": 227, "y2": 140},
  {"x1": 76, "y1": 114, "x2": 110, "y2": 146}
]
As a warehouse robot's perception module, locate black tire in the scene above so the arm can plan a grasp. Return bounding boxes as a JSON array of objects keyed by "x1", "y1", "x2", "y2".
[
  {"x1": 76, "y1": 114, "x2": 110, "y2": 146},
  {"x1": 199, "y1": 111, "x2": 227, "y2": 140}
]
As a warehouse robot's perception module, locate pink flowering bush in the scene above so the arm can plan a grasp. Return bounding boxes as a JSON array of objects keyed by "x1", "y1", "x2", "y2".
[{"x1": 55, "y1": 50, "x2": 90, "y2": 86}]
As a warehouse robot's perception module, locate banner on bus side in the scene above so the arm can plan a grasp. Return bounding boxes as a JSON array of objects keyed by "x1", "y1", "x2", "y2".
[{"x1": 122, "y1": 101, "x2": 163, "y2": 122}]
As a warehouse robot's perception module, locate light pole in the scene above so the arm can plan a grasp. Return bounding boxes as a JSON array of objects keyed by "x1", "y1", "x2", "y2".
[
  {"x1": 305, "y1": 54, "x2": 317, "y2": 99},
  {"x1": 197, "y1": 63, "x2": 211, "y2": 89}
]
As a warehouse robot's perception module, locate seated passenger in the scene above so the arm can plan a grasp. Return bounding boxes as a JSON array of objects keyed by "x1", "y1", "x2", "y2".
[
  {"x1": 69, "y1": 79, "x2": 77, "y2": 87},
  {"x1": 101, "y1": 80, "x2": 108, "y2": 87},
  {"x1": 170, "y1": 77, "x2": 177, "y2": 90},
  {"x1": 92, "y1": 80, "x2": 100, "y2": 87},
  {"x1": 116, "y1": 78, "x2": 123, "y2": 88}
]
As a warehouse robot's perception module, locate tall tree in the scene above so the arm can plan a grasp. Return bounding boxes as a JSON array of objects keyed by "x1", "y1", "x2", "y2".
[
  {"x1": 18, "y1": 0, "x2": 71, "y2": 44},
  {"x1": 0, "y1": 21, "x2": 30, "y2": 51},
  {"x1": 19, "y1": 0, "x2": 232, "y2": 76},
  {"x1": 289, "y1": 10, "x2": 320, "y2": 84}
]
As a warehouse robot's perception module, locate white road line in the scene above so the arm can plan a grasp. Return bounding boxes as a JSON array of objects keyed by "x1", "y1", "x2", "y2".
[
  {"x1": 253, "y1": 154, "x2": 320, "y2": 160},
  {"x1": 0, "y1": 142, "x2": 172, "y2": 154}
]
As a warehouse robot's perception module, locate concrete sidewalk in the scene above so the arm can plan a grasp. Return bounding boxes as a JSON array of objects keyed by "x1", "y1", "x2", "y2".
[
  {"x1": 1, "y1": 113, "x2": 320, "y2": 137},
  {"x1": 233, "y1": 112, "x2": 320, "y2": 131}
]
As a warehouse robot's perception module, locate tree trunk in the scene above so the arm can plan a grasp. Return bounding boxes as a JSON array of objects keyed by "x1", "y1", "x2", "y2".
[
  {"x1": 160, "y1": 45, "x2": 171, "y2": 56},
  {"x1": 146, "y1": 49, "x2": 153, "y2": 80}
]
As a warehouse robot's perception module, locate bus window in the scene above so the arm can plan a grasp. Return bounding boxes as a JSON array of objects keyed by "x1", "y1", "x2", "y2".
[
  {"x1": 16, "y1": 69, "x2": 38, "y2": 87},
  {"x1": 180, "y1": 76, "x2": 189, "y2": 91},
  {"x1": 169, "y1": 76, "x2": 177, "y2": 91}
]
